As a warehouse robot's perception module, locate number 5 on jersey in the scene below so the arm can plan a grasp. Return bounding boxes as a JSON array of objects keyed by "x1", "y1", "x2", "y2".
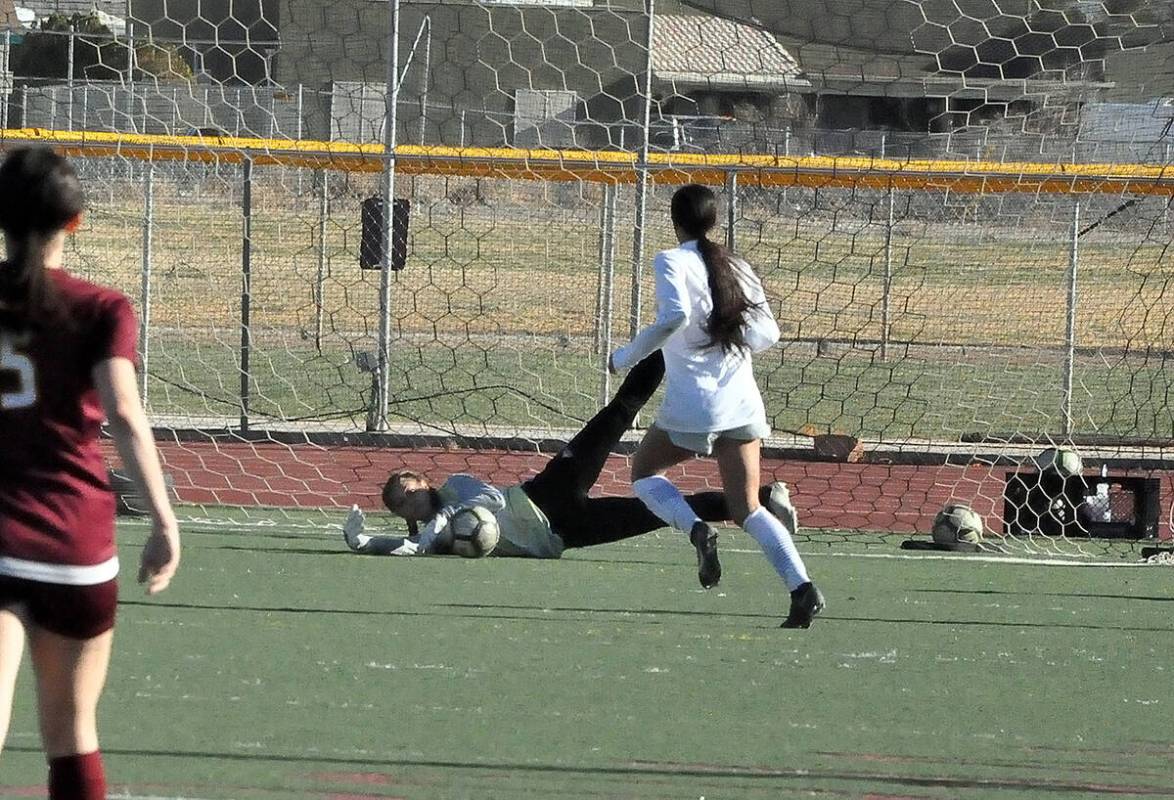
[{"x1": 0, "y1": 333, "x2": 36, "y2": 410}]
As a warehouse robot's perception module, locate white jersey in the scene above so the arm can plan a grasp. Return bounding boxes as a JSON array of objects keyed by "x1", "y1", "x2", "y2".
[{"x1": 611, "y1": 240, "x2": 780, "y2": 433}]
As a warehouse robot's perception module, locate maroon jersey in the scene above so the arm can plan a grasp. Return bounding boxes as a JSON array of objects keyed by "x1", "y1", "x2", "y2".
[{"x1": 0, "y1": 269, "x2": 138, "y2": 583}]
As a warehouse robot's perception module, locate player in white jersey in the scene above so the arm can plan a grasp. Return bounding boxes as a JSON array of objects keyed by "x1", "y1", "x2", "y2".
[
  {"x1": 610, "y1": 183, "x2": 824, "y2": 628},
  {"x1": 342, "y1": 352, "x2": 800, "y2": 586}
]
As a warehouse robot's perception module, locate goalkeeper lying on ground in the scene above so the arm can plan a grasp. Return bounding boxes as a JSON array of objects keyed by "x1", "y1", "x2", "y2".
[{"x1": 342, "y1": 352, "x2": 799, "y2": 589}]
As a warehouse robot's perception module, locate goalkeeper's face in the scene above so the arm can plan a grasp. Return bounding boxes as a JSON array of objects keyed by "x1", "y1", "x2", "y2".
[{"x1": 385, "y1": 475, "x2": 435, "y2": 523}]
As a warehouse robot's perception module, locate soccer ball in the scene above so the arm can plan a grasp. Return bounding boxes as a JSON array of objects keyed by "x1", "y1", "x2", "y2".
[
  {"x1": 435, "y1": 506, "x2": 500, "y2": 558},
  {"x1": 1035, "y1": 447, "x2": 1083, "y2": 478},
  {"x1": 932, "y1": 503, "x2": 985, "y2": 545}
]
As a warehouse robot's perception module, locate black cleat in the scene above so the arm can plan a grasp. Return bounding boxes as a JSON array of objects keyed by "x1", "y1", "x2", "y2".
[
  {"x1": 689, "y1": 521, "x2": 722, "y2": 589},
  {"x1": 781, "y1": 582, "x2": 825, "y2": 629}
]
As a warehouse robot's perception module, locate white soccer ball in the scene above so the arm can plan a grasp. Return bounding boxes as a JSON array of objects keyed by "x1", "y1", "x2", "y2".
[
  {"x1": 932, "y1": 503, "x2": 984, "y2": 545},
  {"x1": 436, "y1": 506, "x2": 500, "y2": 558},
  {"x1": 1035, "y1": 447, "x2": 1083, "y2": 478}
]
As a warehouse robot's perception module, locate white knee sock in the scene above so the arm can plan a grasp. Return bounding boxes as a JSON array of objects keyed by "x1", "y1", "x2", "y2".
[
  {"x1": 632, "y1": 475, "x2": 701, "y2": 533},
  {"x1": 742, "y1": 506, "x2": 810, "y2": 591}
]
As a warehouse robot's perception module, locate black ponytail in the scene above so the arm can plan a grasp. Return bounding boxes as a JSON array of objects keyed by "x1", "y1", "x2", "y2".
[
  {"x1": 670, "y1": 183, "x2": 757, "y2": 354},
  {"x1": 0, "y1": 146, "x2": 85, "y2": 328}
]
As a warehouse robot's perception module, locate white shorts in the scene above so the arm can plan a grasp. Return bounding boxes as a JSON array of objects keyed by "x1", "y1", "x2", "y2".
[{"x1": 655, "y1": 421, "x2": 772, "y2": 456}]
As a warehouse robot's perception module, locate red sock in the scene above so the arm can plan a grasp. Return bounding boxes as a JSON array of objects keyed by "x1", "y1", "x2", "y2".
[{"x1": 48, "y1": 751, "x2": 106, "y2": 800}]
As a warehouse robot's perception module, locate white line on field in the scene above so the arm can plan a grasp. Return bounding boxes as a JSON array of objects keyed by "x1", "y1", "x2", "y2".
[
  {"x1": 110, "y1": 794, "x2": 219, "y2": 800},
  {"x1": 818, "y1": 550, "x2": 1158, "y2": 567},
  {"x1": 614, "y1": 543, "x2": 1159, "y2": 567}
]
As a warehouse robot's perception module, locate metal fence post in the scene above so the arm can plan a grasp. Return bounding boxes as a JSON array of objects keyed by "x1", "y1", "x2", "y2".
[
  {"x1": 594, "y1": 190, "x2": 608, "y2": 356},
  {"x1": 296, "y1": 84, "x2": 304, "y2": 139},
  {"x1": 66, "y1": 31, "x2": 75, "y2": 131},
  {"x1": 629, "y1": 0, "x2": 656, "y2": 338},
  {"x1": 126, "y1": 22, "x2": 136, "y2": 132},
  {"x1": 240, "y1": 158, "x2": 254, "y2": 432},
  {"x1": 881, "y1": 185, "x2": 894, "y2": 362},
  {"x1": 1061, "y1": 201, "x2": 1080, "y2": 436},
  {"x1": 420, "y1": 16, "x2": 431, "y2": 145},
  {"x1": 725, "y1": 170, "x2": 738, "y2": 252},
  {"x1": 1, "y1": 30, "x2": 8, "y2": 129},
  {"x1": 314, "y1": 170, "x2": 329, "y2": 352},
  {"x1": 139, "y1": 165, "x2": 154, "y2": 405},
  {"x1": 0, "y1": 30, "x2": 8, "y2": 128},
  {"x1": 597, "y1": 182, "x2": 618, "y2": 406},
  {"x1": 368, "y1": 0, "x2": 401, "y2": 432}
]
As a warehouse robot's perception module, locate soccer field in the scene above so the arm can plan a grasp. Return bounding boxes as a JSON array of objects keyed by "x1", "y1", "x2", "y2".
[{"x1": 2, "y1": 516, "x2": 1172, "y2": 800}]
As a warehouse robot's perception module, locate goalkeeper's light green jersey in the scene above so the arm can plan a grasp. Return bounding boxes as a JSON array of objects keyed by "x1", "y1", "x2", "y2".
[{"x1": 436, "y1": 475, "x2": 564, "y2": 558}]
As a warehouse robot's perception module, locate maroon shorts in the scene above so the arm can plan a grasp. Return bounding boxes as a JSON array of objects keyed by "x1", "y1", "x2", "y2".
[{"x1": 0, "y1": 575, "x2": 118, "y2": 639}]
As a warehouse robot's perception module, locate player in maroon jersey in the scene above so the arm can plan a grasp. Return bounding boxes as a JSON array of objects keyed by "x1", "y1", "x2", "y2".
[{"x1": 0, "y1": 146, "x2": 181, "y2": 800}]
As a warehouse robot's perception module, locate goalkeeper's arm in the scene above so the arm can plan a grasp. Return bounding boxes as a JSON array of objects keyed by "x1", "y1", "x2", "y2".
[
  {"x1": 416, "y1": 514, "x2": 447, "y2": 554},
  {"x1": 442, "y1": 474, "x2": 507, "y2": 513},
  {"x1": 343, "y1": 505, "x2": 423, "y2": 556},
  {"x1": 416, "y1": 475, "x2": 507, "y2": 554}
]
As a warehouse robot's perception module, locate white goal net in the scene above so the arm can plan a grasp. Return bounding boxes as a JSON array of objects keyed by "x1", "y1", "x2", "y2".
[{"x1": 5, "y1": 0, "x2": 1172, "y2": 555}]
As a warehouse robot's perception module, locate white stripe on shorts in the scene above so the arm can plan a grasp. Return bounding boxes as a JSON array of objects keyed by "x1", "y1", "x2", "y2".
[{"x1": 0, "y1": 555, "x2": 120, "y2": 585}]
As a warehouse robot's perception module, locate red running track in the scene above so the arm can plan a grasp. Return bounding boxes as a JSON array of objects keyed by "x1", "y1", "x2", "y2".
[{"x1": 99, "y1": 440, "x2": 1173, "y2": 538}]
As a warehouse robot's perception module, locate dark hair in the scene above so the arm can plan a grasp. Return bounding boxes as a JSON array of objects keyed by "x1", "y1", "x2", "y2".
[
  {"x1": 670, "y1": 183, "x2": 757, "y2": 354},
  {"x1": 0, "y1": 146, "x2": 85, "y2": 326},
  {"x1": 382, "y1": 468, "x2": 427, "y2": 512},
  {"x1": 383, "y1": 468, "x2": 431, "y2": 537}
]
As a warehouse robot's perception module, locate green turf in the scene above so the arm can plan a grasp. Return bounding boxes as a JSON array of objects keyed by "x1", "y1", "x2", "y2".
[{"x1": 3, "y1": 518, "x2": 1172, "y2": 799}]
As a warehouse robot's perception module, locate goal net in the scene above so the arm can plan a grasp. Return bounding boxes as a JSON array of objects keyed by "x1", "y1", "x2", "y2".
[{"x1": 5, "y1": 0, "x2": 1173, "y2": 555}]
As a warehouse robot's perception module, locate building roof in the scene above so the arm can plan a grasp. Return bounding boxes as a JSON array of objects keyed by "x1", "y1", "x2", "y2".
[
  {"x1": 676, "y1": 0, "x2": 1134, "y2": 100},
  {"x1": 652, "y1": 13, "x2": 809, "y2": 91},
  {"x1": 676, "y1": 0, "x2": 933, "y2": 56}
]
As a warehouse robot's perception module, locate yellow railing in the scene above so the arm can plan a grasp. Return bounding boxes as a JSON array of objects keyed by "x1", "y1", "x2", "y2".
[{"x1": 3, "y1": 128, "x2": 1173, "y2": 195}]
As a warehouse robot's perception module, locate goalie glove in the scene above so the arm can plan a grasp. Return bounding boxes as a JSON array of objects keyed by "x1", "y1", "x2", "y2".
[
  {"x1": 342, "y1": 505, "x2": 369, "y2": 552},
  {"x1": 416, "y1": 507, "x2": 455, "y2": 554},
  {"x1": 418, "y1": 503, "x2": 484, "y2": 554}
]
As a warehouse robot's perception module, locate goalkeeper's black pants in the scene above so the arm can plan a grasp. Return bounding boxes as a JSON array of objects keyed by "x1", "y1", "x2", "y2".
[{"x1": 520, "y1": 351, "x2": 768, "y2": 549}]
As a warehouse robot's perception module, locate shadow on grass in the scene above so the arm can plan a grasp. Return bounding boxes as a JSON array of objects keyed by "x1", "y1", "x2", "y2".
[
  {"x1": 180, "y1": 528, "x2": 350, "y2": 542},
  {"x1": 6, "y1": 745, "x2": 1173, "y2": 796},
  {"x1": 828, "y1": 614, "x2": 1174, "y2": 633},
  {"x1": 119, "y1": 599, "x2": 1174, "y2": 632},
  {"x1": 208, "y1": 544, "x2": 351, "y2": 556},
  {"x1": 172, "y1": 540, "x2": 678, "y2": 567},
  {"x1": 117, "y1": 599, "x2": 769, "y2": 624},
  {"x1": 438, "y1": 601, "x2": 772, "y2": 619},
  {"x1": 912, "y1": 587, "x2": 1174, "y2": 603}
]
